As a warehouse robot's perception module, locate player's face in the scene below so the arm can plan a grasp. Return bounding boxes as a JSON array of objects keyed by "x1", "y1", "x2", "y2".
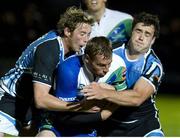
[
  {"x1": 84, "y1": 0, "x2": 106, "y2": 12},
  {"x1": 70, "y1": 23, "x2": 91, "y2": 52},
  {"x1": 88, "y1": 54, "x2": 112, "y2": 77},
  {"x1": 129, "y1": 23, "x2": 155, "y2": 54}
]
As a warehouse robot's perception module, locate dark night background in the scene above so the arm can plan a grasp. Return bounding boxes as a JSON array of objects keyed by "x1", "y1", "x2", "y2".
[{"x1": 0, "y1": 0, "x2": 180, "y2": 95}]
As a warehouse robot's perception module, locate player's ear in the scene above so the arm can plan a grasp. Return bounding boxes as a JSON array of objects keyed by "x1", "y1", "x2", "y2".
[
  {"x1": 84, "y1": 54, "x2": 90, "y2": 63},
  {"x1": 64, "y1": 27, "x2": 71, "y2": 37},
  {"x1": 150, "y1": 37, "x2": 155, "y2": 46}
]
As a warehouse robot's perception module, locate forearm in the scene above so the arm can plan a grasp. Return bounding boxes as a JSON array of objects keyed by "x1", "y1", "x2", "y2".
[
  {"x1": 104, "y1": 89, "x2": 144, "y2": 107},
  {"x1": 35, "y1": 94, "x2": 81, "y2": 111},
  {"x1": 83, "y1": 79, "x2": 154, "y2": 108},
  {"x1": 104, "y1": 79, "x2": 155, "y2": 107},
  {"x1": 58, "y1": 101, "x2": 116, "y2": 126},
  {"x1": 34, "y1": 83, "x2": 81, "y2": 111},
  {"x1": 36, "y1": 94, "x2": 64, "y2": 110},
  {"x1": 55, "y1": 112, "x2": 102, "y2": 126}
]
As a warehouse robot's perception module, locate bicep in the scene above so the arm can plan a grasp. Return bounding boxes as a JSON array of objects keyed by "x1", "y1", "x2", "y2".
[
  {"x1": 33, "y1": 43, "x2": 59, "y2": 85},
  {"x1": 133, "y1": 77, "x2": 154, "y2": 102}
]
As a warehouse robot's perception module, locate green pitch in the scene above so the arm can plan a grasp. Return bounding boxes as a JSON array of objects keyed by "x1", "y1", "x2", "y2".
[{"x1": 156, "y1": 94, "x2": 180, "y2": 136}]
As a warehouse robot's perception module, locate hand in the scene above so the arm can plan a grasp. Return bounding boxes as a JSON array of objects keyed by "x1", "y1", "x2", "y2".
[
  {"x1": 66, "y1": 102, "x2": 83, "y2": 111},
  {"x1": 77, "y1": 100, "x2": 101, "y2": 112},
  {"x1": 99, "y1": 83, "x2": 115, "y2": 90},
  {"x1": 81, "y1": 82, "x2": 110, "y2": 100}
]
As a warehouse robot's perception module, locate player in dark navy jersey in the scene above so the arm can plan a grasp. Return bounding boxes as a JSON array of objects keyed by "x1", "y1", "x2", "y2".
[
  {"x1": 82, "y1": 12, "x2": 165, "y2": 136},
  {"x1": 36, "y1": 36, "x2": 127, "y2": 137},
  {"x1": 0, "y1": 6, "x2": 94, "y2": 136}
]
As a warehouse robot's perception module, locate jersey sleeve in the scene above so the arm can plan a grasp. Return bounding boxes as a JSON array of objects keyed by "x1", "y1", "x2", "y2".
[
  {"x1": 142, "y1": 61, "x2": 164, "y2": 91},
  {"x1": 32, "y1": 41, "x2": 59, "y2": 86}
]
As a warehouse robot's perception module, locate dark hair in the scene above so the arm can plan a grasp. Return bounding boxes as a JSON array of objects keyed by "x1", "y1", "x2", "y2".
[
  {"x1": 132, "y1": 12, "x2": 160, "y2": 38},
  {"x1": 85, "y1": 36, "x2": 112, "y2": 60},
  {"x1": 57, "y1": 6, "x2": 94, "y2": 36}
]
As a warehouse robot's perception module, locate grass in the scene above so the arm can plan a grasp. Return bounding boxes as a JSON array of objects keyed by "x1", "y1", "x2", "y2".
[{"x1": 156, "y1": 94, "x2": 180, "y2": 136}]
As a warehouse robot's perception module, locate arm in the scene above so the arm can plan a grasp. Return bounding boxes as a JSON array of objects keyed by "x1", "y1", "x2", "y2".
[
  {"x1": 79, "y1": 82, "x2": 119, "y2": 120},
  {"x1": 54, "y1": 82, "x2": 117, "y2": 125},
  {"x1": 82, "y1": 77, "x2": 154, "y2": 107},
  {"x1": 34, "y1": 82, "x2": 81, "y2": 111},
  {"x1": 33, "y1": 43, "x2": 81, "y2": 111},
  {"x1": 83, "y1": 58, "x2": 164, "y2": 107}
]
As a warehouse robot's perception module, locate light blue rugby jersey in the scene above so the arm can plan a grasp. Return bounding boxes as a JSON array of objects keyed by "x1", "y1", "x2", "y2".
[
  {"x1": 112, "y1": 44, "x2": 164, "y2": 120},
  {"x1": 113, "y1": 44, "x2": 164, "y2": 91},
  {"x1": 0, "y1": 30, "x2": 64, "y2": 97}
]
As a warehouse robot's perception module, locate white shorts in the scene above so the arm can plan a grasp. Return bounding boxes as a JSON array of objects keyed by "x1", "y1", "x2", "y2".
[{"x1": 0, "y1": 111, "x2": 19, "y2": 136}]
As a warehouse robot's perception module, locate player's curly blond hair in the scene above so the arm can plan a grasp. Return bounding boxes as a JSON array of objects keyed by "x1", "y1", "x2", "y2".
[{"x1": 57, "y1": 6, "x2": 94, "y2": 36}]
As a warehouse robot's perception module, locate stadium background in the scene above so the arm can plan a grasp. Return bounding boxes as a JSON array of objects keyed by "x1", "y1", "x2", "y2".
[{"x1": 0, "y1": 0, "x2": 179, "y2": 136}]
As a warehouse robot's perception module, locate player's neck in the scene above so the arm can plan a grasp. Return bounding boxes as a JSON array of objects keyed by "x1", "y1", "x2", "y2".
[
  {"x1": 61, "y1": 37, "x2": 69, "y2": 54},
  {"x1": 89, "y1": 7, "x2": 105, "y2": 24},
  {"x1": 126, "y1": 47, "x2": 141, "y2": 60},
  {"x1": 82, "y1": 56, "x2": 97, "y2": 82}
]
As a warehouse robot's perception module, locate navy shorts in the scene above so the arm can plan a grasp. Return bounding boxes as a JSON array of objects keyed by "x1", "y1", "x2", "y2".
[
  {"x1": 0, "y1": 92, "x2": 34, "y2": 126},
  {"x1": 97, "y1": 114, "x2": 164, "y2": 136}
]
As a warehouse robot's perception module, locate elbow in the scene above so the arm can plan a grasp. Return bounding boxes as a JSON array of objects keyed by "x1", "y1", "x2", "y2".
[
  {"x1": 35, "y1": 102, "x2": 43, "y2": 109},
  {"x1": 34, "y1": 98, "x2": 46, "y2": 109}
]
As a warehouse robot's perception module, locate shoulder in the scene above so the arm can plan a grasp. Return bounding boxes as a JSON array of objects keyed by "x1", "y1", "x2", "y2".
[
  {"x1": 145, "y1": 49, "x2": 163, "y2": 70},
  {"x1": 56, "y1": 55, "x2": 82, "y2": 82},
  {"x1": 64, "y1": 55, "x2": 82, "y2": 65},
  {"x1": 36, "y1": 39, "x2": 59, "y2": 54},
  {"x1": 59, "y1": 55, "x2": 83, "y2": 70},
  {"x1": 142, "y1": 49, "x2": 164, "y2": 86},
  {"x1": 112, "y1": 53, "x2": 126, "y2": 68},
  {"x1": 106, "y1": 53, "x2": 126, "y2": 78},
  {"x1": 113, "y1": 44, "x2": 125, "y2": 55},
  {"x1": 33, "y1": 38, "x2": 61, "y2": 70},
  {"x1": 106, "y1": 8, "x2": 133, "y2": 19}
]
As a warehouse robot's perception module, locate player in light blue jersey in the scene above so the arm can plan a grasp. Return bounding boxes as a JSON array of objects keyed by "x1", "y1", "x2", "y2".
[
  {"x1": 82, "y1": 0, "x2": 133, "y2": 48},
  {"x1": 82, "y1": 12, "x2": 165, "y2": 136},
  {"x1": 36, "y1": 36, "x2": 127, "y2": 137},
  {"x1": 0, "y1": 6, "x2": 94, "y2": 137}
]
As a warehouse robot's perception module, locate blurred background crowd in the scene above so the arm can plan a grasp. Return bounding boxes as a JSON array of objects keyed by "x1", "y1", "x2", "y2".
[{"x1": 0, "y1": 0, "x2": 180, "y2": 95}]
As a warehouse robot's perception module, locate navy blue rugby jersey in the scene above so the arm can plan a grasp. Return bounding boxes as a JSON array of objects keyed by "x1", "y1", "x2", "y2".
[{"x1": 0, "y1": 30, "x2": 66, "y2": 98}]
